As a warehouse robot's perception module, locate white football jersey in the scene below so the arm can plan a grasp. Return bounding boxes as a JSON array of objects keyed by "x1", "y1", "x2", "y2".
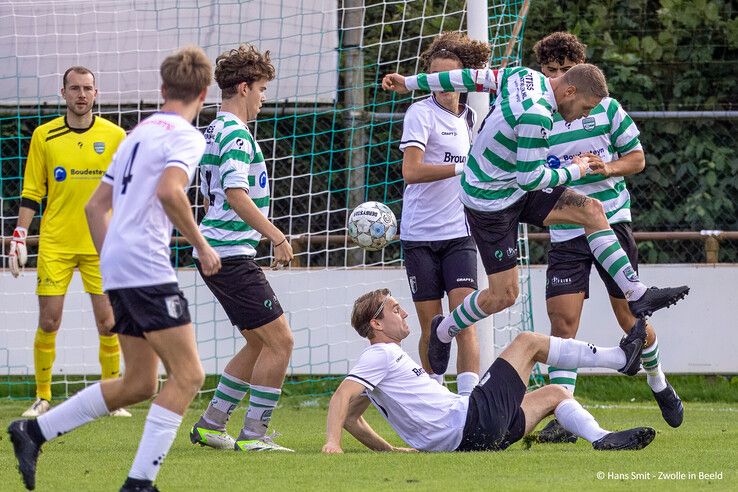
[
  {"x1": 399, "y1": 95, "x2": 474, "y2": 241},
  {"x1": 100, "y1": 112, "x2": 206, "y2": 290},
  {"x1": 345, "y1": 342, "x2": 469, "y2": 452}
]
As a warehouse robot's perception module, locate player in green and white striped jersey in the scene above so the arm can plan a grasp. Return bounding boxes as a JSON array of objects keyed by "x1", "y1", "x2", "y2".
[
  {"x1": 532, "y1": 33, "x2": 683, "y2": 443},
  {"x1": 189, "y1": 45, "x2": 295, "y2": 453},
  {"x1": 383, "y1": 63, "x2": 689, "y2": 379}
]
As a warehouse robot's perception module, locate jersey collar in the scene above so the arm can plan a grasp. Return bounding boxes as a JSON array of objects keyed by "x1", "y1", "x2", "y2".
[
  {"x1": 64, "y1": 114, "x2": 96, "y2": 134},
  {"x1": 430, "y1": 94, "x2": 467, "y2": 119}
]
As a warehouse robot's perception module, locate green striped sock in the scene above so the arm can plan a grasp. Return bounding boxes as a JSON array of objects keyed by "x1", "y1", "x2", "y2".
[
  {"x1": 440, "y1": 291, "x2": 489, "y2": 343},
  {"x1": 641, "y1": 337, "x2": 667, "y2": 392},
  {"x1": 587, "y1": 229, "x2": 646, "y2": 300},
  {"x1": 548, "y1": 366, "x2": 578, "y2": 393},
  {"x1": 203, "y1": 372, "x2": 249, "y2": 428},
  {"x1": 242, "y1": 384, "x2": 281, "y2": 439}
]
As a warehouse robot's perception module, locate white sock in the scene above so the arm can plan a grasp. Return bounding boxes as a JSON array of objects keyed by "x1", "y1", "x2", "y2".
[
  {"x1": 554, "y1": 398, "x2": 609, "y2": 443},
  {"x1": 641, "y1": 337, "x2": 667, "y2": 392},
  {"x1": 587, "y1": 229, "x2": 647, "y2": 300},
  {"x1": 241, "y1": 384, "x2": 281, "y2": 439},
  {"x1": 546, "y1": 336, "x2": 626, "y2": 371},
  {"x1": 429, "y1": 373, "x2": 444, "y2": 385},
  {"x1": 37, "y1": 383, "x2": 109, "y2": 441},
  {"x1": 456, "y1": 372, "x2": 479, "y2": 396},
  {"x1": 128, "y1": 404, "x2": 182, "y2": 481},
  {"x1": 438, "y1": 291, "x2": 489, "y2": 343}
]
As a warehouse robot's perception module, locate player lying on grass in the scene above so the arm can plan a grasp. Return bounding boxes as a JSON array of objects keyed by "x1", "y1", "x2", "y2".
[{"x1": 322, "y1": 289, "x2": 656, "y2": 453}]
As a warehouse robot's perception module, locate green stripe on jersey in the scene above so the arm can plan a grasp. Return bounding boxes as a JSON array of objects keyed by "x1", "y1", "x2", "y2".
[
  {"x1": 252, "y1": 196, "x2": 270, "y2": 208},
  {"x1": 201, "y1": 218, "x2": 253, "y2": 232},
  {"x1": 205, "y1": 237, "x2": 260, "y2": 247},
  {"x1": 438, "y1": 72, "x2": 454, "y2": 92},
  {"x1": 461, "y1": 177, "x2": 518, "y2": 201},
  {"x1": 461, "y1": 69, "x2": 477, "y2": 91},
  {"x1": 482, "y1": 147, "x2": 516, "y2": 173}
]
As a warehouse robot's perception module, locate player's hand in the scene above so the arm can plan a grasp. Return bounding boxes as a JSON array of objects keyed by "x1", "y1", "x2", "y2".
[
  {"x1": 391, "y1": 446, "x2": 417, "y2": 453},
  {"x1": 196, "y1": 243, "x2": 221, "y2": 276},
  {"x1": 321, "y1": 443, "x2": 344, "y2": 454},
  {"x1": 584, "y1": 152, "x2": 611, "y2": 177},
  {"x1": 8, "y1": 226, "x2": 28, "y2": 277},
  {"x1": 381, "y1": 73, "x2": 409, "y2": 94},
  {"x1": 572, "y1": 155, "x2": 592, "y2": 177},
  {"x1": 271, "y1": 237, "x2": 294, "y2": 270}
]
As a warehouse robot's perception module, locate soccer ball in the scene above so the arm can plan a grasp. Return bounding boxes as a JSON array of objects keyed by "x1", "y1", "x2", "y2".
[{"x1": 347, "y1": 201, "x2": 397, "y2": 251}]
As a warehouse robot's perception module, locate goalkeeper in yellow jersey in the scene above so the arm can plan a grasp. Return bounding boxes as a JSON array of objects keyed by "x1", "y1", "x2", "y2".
[{"x1": 7, "y1": 66, "x2": 129, "y2": 418}]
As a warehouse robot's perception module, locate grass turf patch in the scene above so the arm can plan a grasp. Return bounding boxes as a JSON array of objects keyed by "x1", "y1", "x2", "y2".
[{"x1": 1, "y1": 398, "x2": 735, "y2": 491}]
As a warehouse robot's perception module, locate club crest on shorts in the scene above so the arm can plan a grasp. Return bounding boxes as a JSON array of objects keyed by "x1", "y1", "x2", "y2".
[
  {"x1": 582, "y1": 117, "x2": 596, "y2": 131},
  {"x1": 264, "y1": 299, "x2": 273, "y2": 310},
  {"x1": 93, "y1": 141, "x2": 105, "y2": 154},
  {"x1": 409, "y1": 276, "x2": 417, "y2": 294},
  {"x1": 494, "y1": 249, "x2": 504, "y2": 261},
  {"x1": 165, "y1": 295, "x2": 183, "y2": 319}
]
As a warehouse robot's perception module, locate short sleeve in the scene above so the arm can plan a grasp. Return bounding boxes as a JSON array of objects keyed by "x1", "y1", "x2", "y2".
[
  {"x1": 102, "y1": 145, "x2": 120, "y2": 186},
  {"x1": 165, "y1": 128, "x2": 207, "y2": 181},
  {"x1": 219, "y1": 129, "x2": 255, "y2": 191},
  {"x1": 21, "y1": 128, "x2": 48, "y2": 203},
  {"x1": 607, "y1": 99, "x2": 642, "y2": 155},
  {"x1": 399, "y1": 103, "x2": 432, "y2": 152},
  {"x1": 345, "y1": 345, "x2": 391, "y2": 390}
]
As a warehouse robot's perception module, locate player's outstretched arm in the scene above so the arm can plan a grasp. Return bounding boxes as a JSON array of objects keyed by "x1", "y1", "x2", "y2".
[
  {"x1": 344, "y1": 397, "x2": 414, "y2": 452},
  {"x1": 383, "y1": 68, "x2": 500, "y2": 95},
  {"x1": 157, "y1": 167, "x2": 221, "y2": 276},
  {"x1": 323, "y1": 379, "x2": 367, "y2": 453},
  {"x1": 85, "y1": 182, "x2": 114, "y2": 255}
]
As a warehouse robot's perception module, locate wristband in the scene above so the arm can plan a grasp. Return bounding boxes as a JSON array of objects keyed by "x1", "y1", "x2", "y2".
[{"x1": 454, "y1": 162, "x2": 464, "y2": 176}]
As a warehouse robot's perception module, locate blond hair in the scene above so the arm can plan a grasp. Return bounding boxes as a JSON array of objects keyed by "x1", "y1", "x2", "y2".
[
  {"x1": 160, "y1": 45, "x2": 213, "y2": 103},
  {"x1": 562, "y1": 63, "x2": 609, "y2": 98},
  {"x1": 351, "y1": 288, "x2": 390, "y2": 340},
  {"x1": 215, "y1": 44, "x2": 276, "y2": 99}
]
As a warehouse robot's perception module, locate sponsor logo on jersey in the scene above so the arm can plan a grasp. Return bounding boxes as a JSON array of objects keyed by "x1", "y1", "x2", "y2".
[
  {"x1": 443, "y1": 152, "x2": 466, "y2": 164},
  {"x1": 235, "y1": 137, "x2": 245, "y2": 148},
  {"x1": 93, "y1": 142, "x2": 105, "y2": 154},
  {"x1": 70, "y1": 168, "x2": 105, "y2": 178},
  {"x1": 441, "y1": 131, "x2": 458, "y2": 136},
  {"x1": 411, "y1": 367, "x2": 426, "y2": 377},
  {"x1": 165, "y1": 295, "x2": 184, "y2": 319},
  {"x1": 53, "y1": 166, "x2": 67, "y2": 182},
  {"x1": 395, "y1": 354, "x2": 405, "y2": 363},
  {"x1": 259, "y1": 170, "x2": 267, "y2": 188},
  {"x1": 409, "y1": 276, "x2": 417, "y2": 294},
  {"x1": 546, "y1": 155, "x2": 561, "y2": 169},
  {"x1": 582, "y1": 117, "x2": 596, "y2": 131}
]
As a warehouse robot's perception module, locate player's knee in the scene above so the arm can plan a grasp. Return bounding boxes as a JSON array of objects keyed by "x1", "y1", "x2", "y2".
[
  {"x1": 513, "y1": 330, "x2": 538, "y2": 348},
  {"x1": 488, "y1": 284, "x2": 518, "y2": 310},
  {"x1": 583, "y1": 199, "x2": 607, "y2": 227},
  {"x1": 126, "y1": 378, "x2": 158, "y2": 402},
  {"x1": 548, "y1": 311, "x2": 578, "y2": 338},
  {"x1": 38, "y1": 316, "x2": 62, "y2": 333},
  {"x1": 547, "y1": 384, "x2": 573, "y2": 406}
]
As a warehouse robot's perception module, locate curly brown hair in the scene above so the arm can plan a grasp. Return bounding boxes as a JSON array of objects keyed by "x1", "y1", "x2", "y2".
[
  {"x1": 533, "y1": 32, "x2": 587, "y2": 66},
  {"x1": 420, "y1": 31, "x2": 491, "y2": 71},
  {"x1": 215, "y1": 44, "x2": 276, "y2": 99}
]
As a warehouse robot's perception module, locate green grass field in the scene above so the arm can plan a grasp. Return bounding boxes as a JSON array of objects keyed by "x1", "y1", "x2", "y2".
[{"x1": 1, "y1": 377, "x2": 736, "y2": 491}]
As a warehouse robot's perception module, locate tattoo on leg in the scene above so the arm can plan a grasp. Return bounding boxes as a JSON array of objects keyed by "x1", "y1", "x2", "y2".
[{"x1": 554, "y1": 190, "x2": 589, "y2": 210}]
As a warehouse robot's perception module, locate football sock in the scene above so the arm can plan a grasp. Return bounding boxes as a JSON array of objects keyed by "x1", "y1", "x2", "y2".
[
  {"x1": 128, "y1": 404, "x2": 182, "y2": 481},
  {"x1": 456, "y1": 372, "x2": 479, "y2": 396},
  {"x1": 587, "y1": 229, "x2": 647, "y2": 301},
  {"x1": 36, "y1": 383, "x2": 109, "y2": 441},
  {"x1": 240, "y1": 384, "x2": 280, "y2": 440},
  {"x1": 33, "y1": 328, "x2": 57, "y2": 401},
  {"x1": 202, "y1": 371, "x2": 249, "y2": 430},
  {"x1": 554, "y1": 398, "x2": 609, "y2": 443},
  {"x1": 98, "y1": 334, "x2": 121, "y2": 380},
  {"x1": 641, "y1": 337, "x2": 667, "y2": 392},
  {"x1": 546, "y1": 336, "x2": 625, "y2": 371},
  {"x1": 429, "y1": 373, "x2": 444, "y2": 385},
  {"x1": 548, "y1": 366, "x2": 578, "y2": 393},
  {"x1": 438, "y1": 291, "x2": 489, "y2": 343}
]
